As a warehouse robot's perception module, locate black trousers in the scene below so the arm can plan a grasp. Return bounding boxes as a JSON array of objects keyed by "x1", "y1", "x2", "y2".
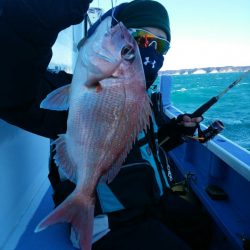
[
  {"x1": 93, "y1": 217, "x2": 191, "y2": 250},
  {"x1": 91, "y1": 193, "x2": 212, "y2": 250}
]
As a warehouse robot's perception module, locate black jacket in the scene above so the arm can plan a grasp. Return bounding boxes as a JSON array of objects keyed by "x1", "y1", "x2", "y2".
[{"x1": 0, "y1": 0, "x2": 91, "y2": 138}]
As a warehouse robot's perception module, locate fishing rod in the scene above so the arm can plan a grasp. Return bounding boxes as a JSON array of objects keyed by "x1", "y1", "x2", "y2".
[
  {"x1": 190, "y1": 69, "x2": 250, "y2": 118},
  {"x1": 185, "y1": 69, "x2": 250, "y2": 143},
  {"x1": 159, "y1": 70, "x2": 250, "y2": 146}
]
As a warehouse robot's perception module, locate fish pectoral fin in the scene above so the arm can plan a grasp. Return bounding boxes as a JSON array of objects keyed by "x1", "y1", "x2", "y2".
[{"x1": 40, "y1": 84, "x2": 71, "y2": 110}]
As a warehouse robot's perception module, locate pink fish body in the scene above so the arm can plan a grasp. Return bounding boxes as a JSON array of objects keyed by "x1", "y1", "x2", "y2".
[{"x1": 37, "y1": 16, "x2": 151, "y2": 250}]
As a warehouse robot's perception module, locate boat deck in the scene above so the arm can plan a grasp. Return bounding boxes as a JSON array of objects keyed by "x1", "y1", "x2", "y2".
[{"x1": 15, "y1": 188, "x2": 75, "y2": 250}]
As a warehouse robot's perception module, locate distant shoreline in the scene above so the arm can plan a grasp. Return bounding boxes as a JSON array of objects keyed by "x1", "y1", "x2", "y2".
[{"x1": 160, "y1": 66, "x2": 250, "y2": 75}]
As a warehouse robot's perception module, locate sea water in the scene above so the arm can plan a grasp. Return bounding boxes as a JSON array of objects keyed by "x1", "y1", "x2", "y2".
[{"x1": 159, "y1": 72, "x2": 250, "y2": 151}]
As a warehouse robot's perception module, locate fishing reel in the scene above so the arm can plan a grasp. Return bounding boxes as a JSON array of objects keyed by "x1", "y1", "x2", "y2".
[{"x1": 196, "y1": 120, "x2": 224, "y2": 143}]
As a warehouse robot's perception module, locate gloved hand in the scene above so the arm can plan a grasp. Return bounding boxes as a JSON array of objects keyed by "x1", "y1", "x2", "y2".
[
  {"x1": 176, "y1": 114, "x2": 203, "y2": 136},
  {"x1": 157, "y1": 113, "x2": 203, "y2": 151}
]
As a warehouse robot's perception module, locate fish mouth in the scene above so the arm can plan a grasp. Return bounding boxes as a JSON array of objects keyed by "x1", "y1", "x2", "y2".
[{"x1": 121, "y1": 45, "x2": 135, "y2": 62}]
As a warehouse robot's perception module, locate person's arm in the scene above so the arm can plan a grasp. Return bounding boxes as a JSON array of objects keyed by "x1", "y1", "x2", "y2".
[
  {"x1": 0, "y1": 0, "x2": 91, "y2": 138},
  {"x1": 157, "y1": 114, "x2": 202, "y2": 152},
  {"x1": 0, "y1": 71, "x2": 72, "y2": 138}
]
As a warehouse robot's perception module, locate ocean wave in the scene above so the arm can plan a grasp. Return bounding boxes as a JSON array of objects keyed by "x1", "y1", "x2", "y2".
[
  {"x1": 188, "y1": 86, "x2": 217, "y2": 91},
  {"x1": 221, "y1": 119, "x2": 243, "y2": 125},
  {"x1": 170, "y1": 72, "x2": 250, "y2": 150},
  {"x1": 238, "y1": 82, "x2": 250, "y2": 86},
  {"x1": 174, "y1": 88, "x2": 188, "y2": 92}
]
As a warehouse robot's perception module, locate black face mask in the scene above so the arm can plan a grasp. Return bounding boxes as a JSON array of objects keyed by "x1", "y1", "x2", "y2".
[{"x1": 139, "y1": 46, "x2": 164, "y2": 89}]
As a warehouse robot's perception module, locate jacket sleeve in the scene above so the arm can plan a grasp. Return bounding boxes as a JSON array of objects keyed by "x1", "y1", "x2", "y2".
[
  {"x1": 0, "y1": 0, "x2": 91, "y2": 137},
  {"x1": 157, "y1": 118, "x2": 186, "y2": 152},
  {"x1": 0, "y1": 71, "x2": 72, "y2": 139},
  {"x1": 149, "y1": 93, "x2": 182, "y2": 151},
  {"x1": 151, "y1": 92, "x2": 195, "y2": 152}
]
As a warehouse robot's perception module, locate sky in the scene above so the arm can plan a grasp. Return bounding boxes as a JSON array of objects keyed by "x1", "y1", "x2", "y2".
[{"x1": 89, "y1": 0, "x2": 250, "y2": 70}]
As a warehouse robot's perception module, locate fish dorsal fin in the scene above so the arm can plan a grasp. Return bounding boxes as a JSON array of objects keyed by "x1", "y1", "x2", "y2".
[
  {"x1": 52, "y1": 135, "x2": 77, "y2": 183},
  {"x1": 40, "y1": 84, "x2": 71, "y2": 110},
  {"x1": 102, "y1": 95, "x2": 152, "y2": 184},
  {"x1": 102, "y1": 142, "x2": 134, "y2": 184}
]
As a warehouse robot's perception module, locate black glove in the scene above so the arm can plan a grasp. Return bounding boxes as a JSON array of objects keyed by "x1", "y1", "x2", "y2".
[
  {"x1": 176, "y1": 114, "x2": 203, "y2": 137},
  {"x1": 157, "y1": 114, "x2": 203, "y2": 152}
]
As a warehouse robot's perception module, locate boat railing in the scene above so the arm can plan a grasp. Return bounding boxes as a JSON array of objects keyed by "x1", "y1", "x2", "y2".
[{"x1": 164, "y1": 105, "x2": 250, "y2": 182}]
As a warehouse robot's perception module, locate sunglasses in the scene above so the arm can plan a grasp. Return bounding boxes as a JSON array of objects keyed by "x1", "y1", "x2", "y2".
[{"x1": 129, "y1": 28, "x2": 170, "y2": 55}]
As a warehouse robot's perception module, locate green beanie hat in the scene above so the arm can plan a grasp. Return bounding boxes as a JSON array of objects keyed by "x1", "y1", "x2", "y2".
[{"x1": 116, "y1": 0, "x2": 171, "y2": 42}]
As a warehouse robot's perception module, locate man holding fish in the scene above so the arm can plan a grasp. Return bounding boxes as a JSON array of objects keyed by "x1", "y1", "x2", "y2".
[{"x1": 0, "y1": 0, "x2": 208, "y2": 249}]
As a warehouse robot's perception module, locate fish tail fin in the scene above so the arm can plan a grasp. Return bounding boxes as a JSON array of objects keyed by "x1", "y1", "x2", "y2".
[{"x1": 35, "y1": 192, "x2": 95, "y2": 250}]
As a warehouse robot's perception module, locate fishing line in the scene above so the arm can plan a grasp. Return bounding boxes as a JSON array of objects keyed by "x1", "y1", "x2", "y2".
[
  {"x1": 109, "y1": 0, "x2": 129, "y2": 42},
  {"x1": 111, "y1": 0, "x2": 119, "y2": 26},
  {"x1": 111, "y1": 0, "x2": 115, "y2": 20}
]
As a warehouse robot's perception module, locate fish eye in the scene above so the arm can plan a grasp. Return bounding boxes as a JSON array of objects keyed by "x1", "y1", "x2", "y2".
[{"x1": 121, "y1": 45, "x2": 135, "y2": 62}]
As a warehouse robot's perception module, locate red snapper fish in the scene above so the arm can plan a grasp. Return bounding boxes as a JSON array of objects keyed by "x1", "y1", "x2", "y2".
[{"x1": 36, "y1": 16, "x2": 151, "y2": 250}]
